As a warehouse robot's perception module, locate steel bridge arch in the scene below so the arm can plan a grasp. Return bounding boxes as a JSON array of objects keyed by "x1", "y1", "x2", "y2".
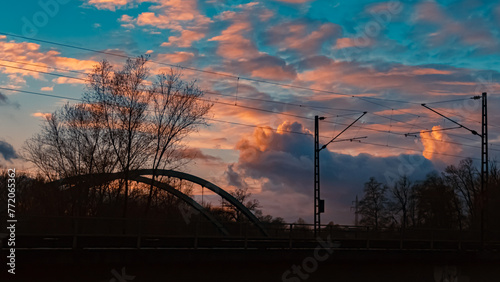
[{"x1": 47, "y1": 169, "x2": 269, "y2": 237}]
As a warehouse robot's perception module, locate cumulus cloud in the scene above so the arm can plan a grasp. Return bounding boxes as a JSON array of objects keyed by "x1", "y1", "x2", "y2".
[
  {"x1": 420, "y1": 125, "x2": 461, "y2": 161},
  {"x1": 225, "y1": 120, "x2": 436, "y2": 224}
]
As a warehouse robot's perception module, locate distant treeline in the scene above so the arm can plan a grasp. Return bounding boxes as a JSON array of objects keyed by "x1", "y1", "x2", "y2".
[{"x1": 356, "y1": 158, "x2": 500, "y2": 233}]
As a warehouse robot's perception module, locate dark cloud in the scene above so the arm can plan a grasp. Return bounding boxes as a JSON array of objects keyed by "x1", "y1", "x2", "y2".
[
  {"x1": 180, "y1": 148, "x2": 222, "y2": 162},
  {"x1": 0, "y1": 92, "x2": 7, "y2": 105},
  {"x1": 0, "y1": 140, "x2": 18, "y2": 161},
  {"x1": 225, "y1": 164, "x2": 246, "y2": 188},
  {"x1": 0, "y1": 92, "x2": 20, "y2": 109}
]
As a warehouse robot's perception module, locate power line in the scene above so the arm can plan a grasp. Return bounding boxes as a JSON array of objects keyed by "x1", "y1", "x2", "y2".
[
  {"x1": 0, "y1": 61, "x2": 419, "y2": 134},
  {"x1": 1, "y1": 62, "x2": 497, "y2": 152},
  {"x1": 6, "y1": 57, "x2": 489, "y2": 138},
  {"x1": 0, "y1": 60, "x2": 368, "y2": 115},
  {"x1": 0, "y1": 61, "x2": 416, "y2": 135},
  {"x1": 0, "y1": 31, "x2": 355, "y2": 97},
  {"x1": 2, "y1": 31, "x2": 481, "y2": 112},
  {"x1": 0, "y1": 58, "x2": 88, "y2": 76},
  {"x1": 0, "y1": 87, "x2": 81, "y2": 101},
  {"x1": 5, "y1": 84, "x2": 497, "y2": 154},
  {"x1": 425, "y1": 97, "x2": 476, "y2": 105}
]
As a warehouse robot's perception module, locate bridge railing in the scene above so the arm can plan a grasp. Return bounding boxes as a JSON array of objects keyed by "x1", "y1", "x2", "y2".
[{"x1": 2, "y1": 215, "x2": 499, "y2": 250}]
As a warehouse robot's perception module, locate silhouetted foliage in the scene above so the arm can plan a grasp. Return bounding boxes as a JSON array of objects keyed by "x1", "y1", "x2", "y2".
[
  {"x1": 359, "y1": 177, "x2": 389, "y2": 230},
  {"x1": 358, "y1": 158, "x2": 500, "y2": 237}
]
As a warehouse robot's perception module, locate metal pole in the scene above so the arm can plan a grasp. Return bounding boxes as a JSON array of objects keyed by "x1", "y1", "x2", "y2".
[
  {"x1": 481, "y1": 92, "x2": 488, "y2": 249},
  {"x1": 314, "y1": 116, "x2": 320, "y2": 237}
]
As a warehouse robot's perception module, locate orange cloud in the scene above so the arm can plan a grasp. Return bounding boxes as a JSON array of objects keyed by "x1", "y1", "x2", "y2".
[
  {"x1": 31, "y1": 112, "x2": 52, "y2": 119},
  {"x1": 0, "y1": 39, "x2": 97, "y2": 87},
  {"x1": 420, "y1": 125, "x2": 461, "y2": 160}
]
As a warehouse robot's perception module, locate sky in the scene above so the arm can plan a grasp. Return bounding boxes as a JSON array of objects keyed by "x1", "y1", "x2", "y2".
[{"x1": 1, "y1": 0, "x2": 500, "y2": 225}]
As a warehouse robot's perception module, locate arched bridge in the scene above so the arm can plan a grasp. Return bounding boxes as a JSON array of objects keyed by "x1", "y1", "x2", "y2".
[{"x1": 46, "y1": 169, "x2": 269, "y2": 237}]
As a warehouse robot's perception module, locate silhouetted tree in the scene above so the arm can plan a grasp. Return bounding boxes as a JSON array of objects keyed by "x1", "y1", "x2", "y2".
[
  {"x1": 145, "y1": 68, "x2": 212, "y2": 215},
  {"x1": 413, "y1": 172, "x2": 461, "y2": 229},
  {"x1": 23, "y1": 57, "x2": 212, "y2": 219},
  {"x1": 221, "y1": 186, "x2": 261, "y2": 222},
  {"x1": 359, "y1": 177, "x2": 389, "y2": 230},
  {"x1": 388, "y1": 175, "x2": 414, "y2": 230},
  {"x1": 443, "y1": 158, "x2": 478, "y2": 228}
]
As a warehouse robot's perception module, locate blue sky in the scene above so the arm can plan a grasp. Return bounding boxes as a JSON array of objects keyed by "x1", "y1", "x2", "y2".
[{"x1": 1, "y1": 0, "x2": 500, "y2": 224}]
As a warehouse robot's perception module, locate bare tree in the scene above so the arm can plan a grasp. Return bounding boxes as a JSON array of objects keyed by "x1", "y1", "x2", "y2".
[
  {"x1": 24, "y1": 57, "x2": 213, "y2": 218},
  {"x1": 359, "y1": 177, "x2": 389, "y2": 230},
  {"x1": 443, "y1": 158, "x2": 479, "y2": 226},
  {"x1": 413, "y1": 173, "x2": 461, "y2": 229},
  {"x1": 388, "y1": 175, "x2": 414, "y2": 230},
  {"x1": 145, "y1": 68, "x2": 212, "y2": 215},
  {"x1": 84, "y1": 56, "x2": 153, "y2": 217}
]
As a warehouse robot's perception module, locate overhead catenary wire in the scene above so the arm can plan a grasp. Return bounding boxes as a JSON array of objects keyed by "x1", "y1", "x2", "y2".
[
  {"x1": 0, "y1": 60, "x2": 367, "y2": 114},
  {"x1": 3, "y1": 83, "x2": 499, "y2": 154},
  {"x1": 0, "y1": 61, "x2": 391, "y2": 133},
  {"x1": 1, "y1": 58, "x2": 498, "y2": 153},
  {"x1": 0, "y1": 31, "x2": 480, "y2": 109},
  {"x1": 3, "y1": 58, "x2": 487, "y2": 136},
  {"x1": 2, "y1": 86, "x2": 499, "y2": 158},
  {"x1": 0, "y1": 62, "x2": 417, "y2": 133},
  {"x1": 0, "y1": 31, "x2": 355, "y2": 98}
]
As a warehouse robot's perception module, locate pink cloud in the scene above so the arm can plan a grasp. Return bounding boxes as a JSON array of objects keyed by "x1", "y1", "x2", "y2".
[
  {"x1": 157, "y1": 52, "x2": 195, "y2": 64},
  {"x1": 413, "y1": 1, "x2": 497, "y2": 48},
  {"x1": 0, "y1": 39, "x2": 96, "y2": 87},
  {"x1": 336, "y1": 37, "x2": 374, "y2": 49},
  {"x1": 273, "y1": 0, "x2": 312, "y2": 3},
  {"x1": 86, "y1": 0, "x2": 133, "y2": 11},
  {"x1": 413, "y1": 1, "x2": 446, "y2": 23},
  {"x1": 266, "y1": 21, "x2": 341, "y2": 55},
  {"x1": 250, "y1": 66, "x2": 296, "y2": 81},
  {"x1": 209, "y1": 21, "x2": 260, "y2": 60},
  {"x1": 120, "y1": 0, "x2": 211, "y2": 31},
  {"x1": 161, "y1": 29, "x2": 205, "y2": 48},
  {"x1": 296, "y1": 59, "x2": 482, "y2": 100}
]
